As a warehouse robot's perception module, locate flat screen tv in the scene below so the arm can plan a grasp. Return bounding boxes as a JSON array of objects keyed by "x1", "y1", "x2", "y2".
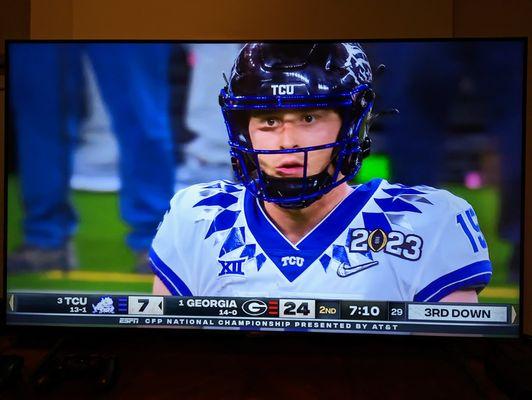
[{"x1": 4, "y1": 40, "x2": 525, "y2": 337}]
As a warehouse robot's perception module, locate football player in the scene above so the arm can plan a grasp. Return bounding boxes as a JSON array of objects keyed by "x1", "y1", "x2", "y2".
[{"x1": 150, "y1": 42, "x2": 491, "y2": 302}]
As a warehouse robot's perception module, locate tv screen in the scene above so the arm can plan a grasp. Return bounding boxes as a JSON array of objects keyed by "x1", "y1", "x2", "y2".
[{"x1": 4, "y1": 40, "x2": 524, "y2": 337}]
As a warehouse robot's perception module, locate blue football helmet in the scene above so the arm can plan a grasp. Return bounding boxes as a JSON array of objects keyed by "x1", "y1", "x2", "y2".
[{"x1": 219, "y1": 42, "x2": 375, "y2": 209}]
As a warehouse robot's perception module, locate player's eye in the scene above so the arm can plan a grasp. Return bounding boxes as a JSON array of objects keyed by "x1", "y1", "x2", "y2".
[
  {"x1": 259, "y1": 117, "x2": 281, "y2": 129},
  {"x1": 303, "y1": 114, "x2": 315, "y2": 123}
]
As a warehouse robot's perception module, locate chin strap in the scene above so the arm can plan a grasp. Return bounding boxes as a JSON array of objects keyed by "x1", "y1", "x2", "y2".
[{"x1": 261, "y1": 170, "x2": 334, "y2": 209}]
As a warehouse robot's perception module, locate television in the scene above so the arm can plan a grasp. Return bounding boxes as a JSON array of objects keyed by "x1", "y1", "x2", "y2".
[{"x1": 4, "y1": 40, "x2": 525, "y2": 337}]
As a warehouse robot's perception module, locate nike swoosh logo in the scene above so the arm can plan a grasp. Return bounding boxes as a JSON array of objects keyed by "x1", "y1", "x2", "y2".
[{"x1": 337, "y1": 261, "x2": 379, "y2": 278}]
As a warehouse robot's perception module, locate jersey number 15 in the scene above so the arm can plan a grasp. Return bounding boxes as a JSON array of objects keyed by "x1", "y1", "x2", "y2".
[{"x1": 456, "y1": 208, "x2": 487, "y2": 253}]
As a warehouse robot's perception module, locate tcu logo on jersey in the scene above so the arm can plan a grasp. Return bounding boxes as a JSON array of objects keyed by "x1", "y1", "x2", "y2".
[
  {"x1": 218, "y1": 259, "x2": 246, "y2": 276},
  {"x1": 271, "y1": 84, "x2": 295, "y2": 95},
  {"x1": 281, "y1": 256, "x2": 304, "y2": 267}
]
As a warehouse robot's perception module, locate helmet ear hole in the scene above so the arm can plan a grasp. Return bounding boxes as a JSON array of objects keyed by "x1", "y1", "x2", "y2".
[
  {"x1": 365, "y1": 89, "x2": 376, "y2": 103},
  {"x1": 339, "y1": 153, "x2": 357, "y2": 176},
  {"x1": 361, "y1": 136, "x2": 371, "y2": 159},
  {"x1": 230, "y1": 155, "x2": 243, "y2": 178}
]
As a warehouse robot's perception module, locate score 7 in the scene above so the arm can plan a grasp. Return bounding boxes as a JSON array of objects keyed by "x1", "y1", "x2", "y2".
[
  {"x1": 138, "y1": 298, "x2": 149, "y2": 312},
  {"x1": 128, "y1": 296, "x2": 164, "y2": 315}
]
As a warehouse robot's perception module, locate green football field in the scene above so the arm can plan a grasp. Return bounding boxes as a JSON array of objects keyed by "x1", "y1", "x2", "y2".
[
  {"x1": 6, "y1": 175, "x2": 519, "y2": 304},
  {"x1": 7, "y1": 176, "x2": 150, "y2": 293}
]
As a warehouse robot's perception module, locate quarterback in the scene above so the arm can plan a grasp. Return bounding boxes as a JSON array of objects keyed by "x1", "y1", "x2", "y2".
[{"x1": 150, "y1": 42, "x2": 491, "y2": 302}]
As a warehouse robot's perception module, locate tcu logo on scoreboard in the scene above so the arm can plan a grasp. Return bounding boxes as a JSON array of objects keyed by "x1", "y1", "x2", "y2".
[
  {"x1": 271, "y1": 84, "x2": 295, "y2": 95},
  {"x1": 281, "y1": 256, "x2": 304, "y2": 267},
  {"x1": 218, "y1": 259, "x2": 246, "y2": 276}
]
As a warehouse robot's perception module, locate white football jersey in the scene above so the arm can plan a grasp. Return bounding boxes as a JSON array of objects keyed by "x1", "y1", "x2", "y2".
[{"x1": 150, "y1": 179, "x2": 491, "y2": 301}]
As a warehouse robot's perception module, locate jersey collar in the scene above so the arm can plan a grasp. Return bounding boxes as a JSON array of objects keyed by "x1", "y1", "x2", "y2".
[{"x1": 244, "y1": 178, "x2": 382, "y2": 282}]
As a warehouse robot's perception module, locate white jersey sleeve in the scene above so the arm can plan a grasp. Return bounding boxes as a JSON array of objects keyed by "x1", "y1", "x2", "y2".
[
  {"x1": 411, "y1": 189, "x2": 492, "y2": 302},
  {"x1": 149, "y1": 188, "x2": 195, "y2": 296},
  {"x1": 149, "y1": 180, "x2": 246, "y2": 296}
]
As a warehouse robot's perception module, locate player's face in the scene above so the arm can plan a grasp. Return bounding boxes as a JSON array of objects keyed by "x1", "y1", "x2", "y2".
[{"x1": 248, "y1": 109, "x2": 342, "y2": 178}]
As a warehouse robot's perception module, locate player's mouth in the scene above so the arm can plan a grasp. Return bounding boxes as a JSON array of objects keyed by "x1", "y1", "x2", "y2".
[{"x1": 275, "y1": 160, "x2": 305, "y2": 177}]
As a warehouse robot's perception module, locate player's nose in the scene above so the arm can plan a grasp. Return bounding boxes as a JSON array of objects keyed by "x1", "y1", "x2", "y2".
[{"x1": 279, "y1": 124, "x2": 299, "y2": 149}]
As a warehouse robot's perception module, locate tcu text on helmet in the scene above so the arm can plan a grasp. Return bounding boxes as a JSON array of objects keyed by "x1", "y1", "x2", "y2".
[
  {"x1": 271, "y1": 84, "x2": 295, "y2": 95},
  {"x1": 281, "y1": 256, "x2": 304, "y2": 267}
]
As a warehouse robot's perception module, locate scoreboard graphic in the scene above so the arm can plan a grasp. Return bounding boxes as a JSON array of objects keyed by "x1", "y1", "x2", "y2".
[{"x1": 6, "y1": 293, "x2": 519, "y2": 336}]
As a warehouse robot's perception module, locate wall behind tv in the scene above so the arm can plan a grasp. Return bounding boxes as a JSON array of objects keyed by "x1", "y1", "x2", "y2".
[{"x1": 1, "y1": 0, "x2": 531, "y2": 336}]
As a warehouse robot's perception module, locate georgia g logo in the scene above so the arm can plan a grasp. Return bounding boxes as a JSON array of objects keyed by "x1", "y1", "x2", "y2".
[{"x1": 242, "y1": 299, "x2": 268, "y2": 316}]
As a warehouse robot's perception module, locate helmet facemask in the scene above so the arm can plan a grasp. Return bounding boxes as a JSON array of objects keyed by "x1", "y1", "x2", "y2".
[{"x1": 220, "y1": 87, "x2": 374, "y2": 209}]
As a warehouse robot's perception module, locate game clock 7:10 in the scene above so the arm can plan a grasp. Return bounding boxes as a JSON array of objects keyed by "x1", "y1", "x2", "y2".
[{"x1": 341, "y1": 302, "x2": 387, "y2": 320}]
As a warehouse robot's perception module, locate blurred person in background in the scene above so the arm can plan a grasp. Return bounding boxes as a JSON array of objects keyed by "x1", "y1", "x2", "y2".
[
  {"x1": 365, "y1": 42, "x2": 458, "y2": 187},
  {"x1": 8, "y1": 43, "x2": 177, "y2": 274},
  {"x1": 175, "y1": 43, "x2": 241, "y2": 189},
  {"x1": 368, "y1": 41, "x2": 523, "y2": 284}
]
